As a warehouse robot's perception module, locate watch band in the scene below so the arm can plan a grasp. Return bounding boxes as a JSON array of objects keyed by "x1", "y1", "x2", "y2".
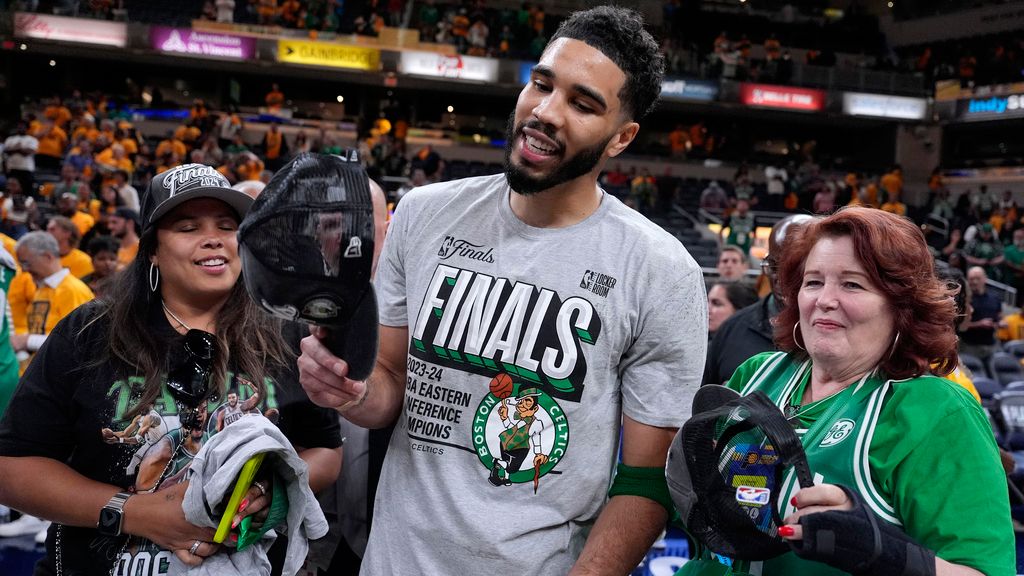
[
  {"x1": 97, "y1": 491, "x2": 133, "y2": 536},
  {"x1": 105, "y1": 492, "x2": 132, "y2": 511}
]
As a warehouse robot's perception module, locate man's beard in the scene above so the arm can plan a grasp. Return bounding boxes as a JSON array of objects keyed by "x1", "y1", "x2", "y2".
[{"x1": 503, "y1": 112, "x2": 611, "y2": 196}]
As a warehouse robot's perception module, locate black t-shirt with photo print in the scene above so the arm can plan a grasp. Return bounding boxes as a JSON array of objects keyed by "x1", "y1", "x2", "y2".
[{"x1": 0, "y1": 301, "x2": 341, "y2": 576}]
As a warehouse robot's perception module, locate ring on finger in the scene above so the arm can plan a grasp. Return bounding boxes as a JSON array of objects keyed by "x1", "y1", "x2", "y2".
[
  {"x1": 254, "y1": 481, "x2": 267, "y2": 497},
  {"x1": 190, "y1": 540, "x2": 202, "y2": 556}
]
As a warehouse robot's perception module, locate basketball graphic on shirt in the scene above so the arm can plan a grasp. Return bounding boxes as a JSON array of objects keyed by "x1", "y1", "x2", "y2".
[{"x1": 489, "y1": 373, "x2": 514, "y2": 399}]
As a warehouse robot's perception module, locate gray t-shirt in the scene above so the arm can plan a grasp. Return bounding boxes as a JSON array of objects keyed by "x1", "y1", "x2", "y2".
[{"x1": 364, "y1": 173, "x2": 707, "y2": 574}]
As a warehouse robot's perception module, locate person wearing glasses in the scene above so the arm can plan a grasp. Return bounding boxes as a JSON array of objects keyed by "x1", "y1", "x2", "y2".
[
  {"x1": 0, "y1": 164, "x2": 342, "y2": 574},
  {"x1": 705, "y1": 214, "x2": 814, "y2": 385}
]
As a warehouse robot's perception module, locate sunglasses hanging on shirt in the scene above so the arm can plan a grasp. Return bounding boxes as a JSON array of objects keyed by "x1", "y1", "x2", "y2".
[{"x1": 166, "y1": 329, "x2": 218, "y2": 430}]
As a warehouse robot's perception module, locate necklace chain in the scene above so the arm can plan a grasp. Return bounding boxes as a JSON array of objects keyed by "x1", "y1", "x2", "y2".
[
  {"x1": 57, "y1": 441, "x2": 185, "y2": 576},
  {"x1": 161, "y1": 300, "x2": 192, "y2": 332}
]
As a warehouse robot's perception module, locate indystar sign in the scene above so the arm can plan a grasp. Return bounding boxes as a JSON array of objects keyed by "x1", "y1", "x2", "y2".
[{"x1": 954, "y1": 92, "x2": 1024, "y2": 120}]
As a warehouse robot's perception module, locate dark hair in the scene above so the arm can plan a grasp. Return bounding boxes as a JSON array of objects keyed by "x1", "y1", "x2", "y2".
[
  {"x1": 113, "y1": 207, "x2": 140, "y2": 233},
  {"x1": 549, "y1": 5, "x2": 664, "y2": 121},
  {"x1": 935, "y1": 266, "x2": 968, "y2": 328},
  {"x1": 86, "y1": 235, "x2": 120, "y2": 257},
  {"x1": 714, "y1": 281, "x2": 759, "y2": 311},
  {"x1": 946, "y1": 250, "x2": 967, "y2": 275},
  {"x1": 773, "y1": 207, "x2": 957, "y2": 379},
  {"x1": 93, "y1": 225, "x2": 291, "y2": 420}
]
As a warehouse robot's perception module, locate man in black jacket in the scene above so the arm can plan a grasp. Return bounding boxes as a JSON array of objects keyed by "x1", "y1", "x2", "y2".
[{"x1": 704, "y1": 214, "x2": 813, "y2": 385}]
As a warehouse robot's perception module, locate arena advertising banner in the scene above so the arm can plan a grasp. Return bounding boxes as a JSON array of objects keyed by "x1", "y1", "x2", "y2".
[
  {"x1": 14, "y1": 12, "x2": 127, "y2": 47},
  {"x1": 954, "y1": 92, "x2": 1024, "y2": 121},
  {"x1": 660, "y1": 78, "x2": 720, "y2": 102},
  {"x1": 739, "y1": 83, "x2": 825, "y2": 112},
  {"x1": 151, "y1": 26, "x2": 255, "y2": 60},
  {"x1": 842, "y1": 93, "x2": 928, "y2": 120},
  {"x1": 277, "y1": 39, "x2": 380, "y2": 71},
  {"x1": 399, "y1": 51, "x2": 499, "y2": 83}
]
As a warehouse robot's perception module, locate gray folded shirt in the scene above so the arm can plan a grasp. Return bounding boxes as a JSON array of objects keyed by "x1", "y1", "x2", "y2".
[{"x1": 171, "y1": 415, "x2": 329, "y2": 576}]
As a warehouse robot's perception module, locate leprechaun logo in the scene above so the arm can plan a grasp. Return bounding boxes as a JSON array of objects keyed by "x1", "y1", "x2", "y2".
[{"x1": 473, "y1": 373, "x2": 569, "y2": 493}]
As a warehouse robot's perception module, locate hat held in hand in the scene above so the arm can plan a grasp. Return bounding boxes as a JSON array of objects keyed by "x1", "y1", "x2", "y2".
[
  {"x1": 666, "y1": 387, "x2": 815, "y2": 561},
  {"x1": 238, "y1": 151, "x2": 378, "y2": 380}
]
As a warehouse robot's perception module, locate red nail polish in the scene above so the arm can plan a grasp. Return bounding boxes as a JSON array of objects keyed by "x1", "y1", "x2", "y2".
[
  {"x1": 778, "y1": 525, "x2": 795, "y2": 537},
  {"x1": 790, "y1": 496, "x2": 799, "y2": 508},
  {"x1": 231, "y1": 516, "x2": 239, "y2": 529},
  {"x1": 230, "y1": 533, "x2": 238, "y2": 543},
  {"x1": 239, "y1": 498, "x2": 249, "y2": 512}
]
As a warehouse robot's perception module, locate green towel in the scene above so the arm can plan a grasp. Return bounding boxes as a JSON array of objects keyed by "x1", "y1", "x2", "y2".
[{"x1": 236, "y1": 471, "x2": 290, "y2": 551}]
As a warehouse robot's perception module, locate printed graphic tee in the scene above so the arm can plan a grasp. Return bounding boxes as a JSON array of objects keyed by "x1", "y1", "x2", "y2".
[
  {"x1": 0, "y1": 303, "x2": 340, "y2": 576},
  {"x1": 363, "y1": 173, "x2": 708, "y2": 574}
]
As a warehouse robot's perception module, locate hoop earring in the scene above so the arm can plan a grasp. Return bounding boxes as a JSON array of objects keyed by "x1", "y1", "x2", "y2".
[
  {"x1": 149, "y1": 263, "x2": 160, "y2": 293},
  {"x1": 792, "y1": 323, "x2": 806, "y2": 351},
  {"x1": 887, "y1": 331, "x2": 901, "y2": 360}
]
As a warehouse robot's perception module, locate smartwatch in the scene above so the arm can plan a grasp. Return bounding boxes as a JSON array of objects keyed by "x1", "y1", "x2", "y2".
[{"x1": 97, "y1": 491, "x2": 133, "y2": 537}]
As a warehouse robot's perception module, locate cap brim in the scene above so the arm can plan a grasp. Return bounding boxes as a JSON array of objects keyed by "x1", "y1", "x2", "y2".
[
  {"x1": 321, "y1": 285, "x2": 379, "y2": 382},
  {"x1": 147, "y1": 186, "x2": 254, "y2": 232},
  {"x1": 665, "y1": 426, "x2": 698, "y2": 526}
]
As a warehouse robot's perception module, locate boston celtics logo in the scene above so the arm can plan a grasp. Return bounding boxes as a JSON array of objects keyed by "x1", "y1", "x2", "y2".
[
  {"x1": 820, "y1": 418, "x2": 856, "y2": 447},
  {"x1": 473, "y1": 373, "x2": 569, "y2": 492}
]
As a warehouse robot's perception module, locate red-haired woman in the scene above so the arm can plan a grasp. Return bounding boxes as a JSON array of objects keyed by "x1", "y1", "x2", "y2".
[{"x1": 677, "y1": 207, "x2": 1013, "y2": 576}]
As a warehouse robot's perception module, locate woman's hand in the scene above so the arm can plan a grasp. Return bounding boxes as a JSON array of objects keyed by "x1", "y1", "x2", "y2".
[
  {"x1": 227, "y1": 477, "x2": 273, "y2": 538},
  {"x1": 123, "y1": 481, "x2": 219, "y2": 566},
  {"x1": 779, "y1": 483, "x2": 852, "y2": 540},
  {"x1": 777, "y1": 484, "x2": 937, "y2": 576}
]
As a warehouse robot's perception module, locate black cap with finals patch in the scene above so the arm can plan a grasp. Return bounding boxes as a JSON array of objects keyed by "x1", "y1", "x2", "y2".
[{"x1": 141, "y1": 163, "x2": 253, "y2": 235}]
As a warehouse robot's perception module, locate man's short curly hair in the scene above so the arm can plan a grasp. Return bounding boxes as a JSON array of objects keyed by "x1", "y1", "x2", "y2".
[{"x1": 549, "y1": 5, "x2": 665, "y2": 121}]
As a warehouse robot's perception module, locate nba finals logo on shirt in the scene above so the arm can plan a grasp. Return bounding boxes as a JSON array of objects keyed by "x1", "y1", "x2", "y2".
[
  {"x1": 819, "y1": 418, "x2": 856, "y2": 447},
  {"x1": 437, "y1": 236, "x2": 495, "y2": 263},
  {"x1": 474, "y1": 373, "x2": 569, "y2": 492},
  {"x1": 162, "y1": 164, "x2": 231, "y2": 196},
  {"x1": 410, "y1": 264, "x2": 602, "y2": 403}
]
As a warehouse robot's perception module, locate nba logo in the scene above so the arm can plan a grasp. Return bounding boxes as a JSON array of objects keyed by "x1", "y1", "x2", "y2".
[
  {"x1": 735, "y1": 486, "x2": 771, "y2": 506},
  {"x1": 438, "y1": 236, "x2": 455, "y2": 257}
]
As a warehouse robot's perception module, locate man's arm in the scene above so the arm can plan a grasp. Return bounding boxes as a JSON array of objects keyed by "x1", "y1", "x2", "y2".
[
  {"x1": 299, "y1": 324, "x2": 408, "y2": 429},
  {"x1": 569, "y1": 415, "x2": 676, "y2": 576}
]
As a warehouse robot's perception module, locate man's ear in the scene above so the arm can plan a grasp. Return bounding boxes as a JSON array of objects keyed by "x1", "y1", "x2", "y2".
[{"x1": 605, "y1": 122, "x2": 640, "y2": 159}]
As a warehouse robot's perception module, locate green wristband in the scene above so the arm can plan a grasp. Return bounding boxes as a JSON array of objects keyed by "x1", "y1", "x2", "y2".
[{"x1": 607, "y1": 462, "x2": 676, "y2": 516}]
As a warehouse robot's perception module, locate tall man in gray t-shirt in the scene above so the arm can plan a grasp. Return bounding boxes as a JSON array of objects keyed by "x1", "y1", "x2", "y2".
[{"x1": 299, "y1": 6, "x2": 707, "y2": 574}]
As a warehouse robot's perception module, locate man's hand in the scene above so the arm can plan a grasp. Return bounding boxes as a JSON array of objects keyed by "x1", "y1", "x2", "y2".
[{"x1": 298, "y1": 326, "x2": 367, "y2": 411}]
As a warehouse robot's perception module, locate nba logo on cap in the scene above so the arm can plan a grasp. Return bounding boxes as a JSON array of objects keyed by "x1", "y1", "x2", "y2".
[{"x1": 735, "y1": 486, "x2": 771, "y2": 506}]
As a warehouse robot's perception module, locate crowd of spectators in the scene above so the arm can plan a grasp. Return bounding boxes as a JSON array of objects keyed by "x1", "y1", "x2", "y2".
[
  {"x1": 15, "y1": 0, "x2": 1023, "y2": 93},
  {"x1": 899, "y1": 31, "x2": 1024, "y2": 88}
]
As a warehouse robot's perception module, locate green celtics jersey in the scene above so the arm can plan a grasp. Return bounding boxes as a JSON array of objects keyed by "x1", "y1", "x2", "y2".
[
  {"x1": 0, "y1": 255, "x2": 18, "y2": 417},
  {"x1": 677, "y1": 352, "x2": 1015, "y2": 576}
]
